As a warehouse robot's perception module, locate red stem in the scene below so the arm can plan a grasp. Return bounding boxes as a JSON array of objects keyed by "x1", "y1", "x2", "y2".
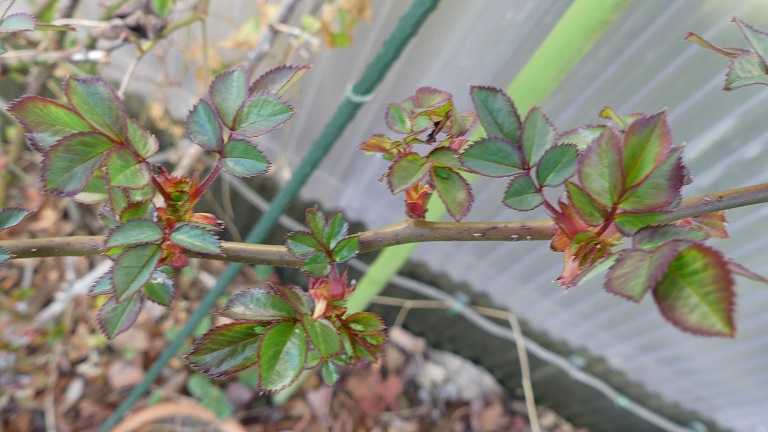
[
  {"x1": 191, "y1": 157, "x2": 223, "y2": 202},
  {"x1": 595, "y1": 205, "x2": 617, "y2": 237}
]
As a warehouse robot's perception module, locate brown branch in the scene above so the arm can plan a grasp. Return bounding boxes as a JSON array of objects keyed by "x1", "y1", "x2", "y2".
[{"x1": 2, "y1": 181, "x2": 768, "y2": 266}]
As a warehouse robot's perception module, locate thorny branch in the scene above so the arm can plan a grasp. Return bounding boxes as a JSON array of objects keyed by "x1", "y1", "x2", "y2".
[{"x1": 2, "y1": 180, "x2": 768, "y2": 266}]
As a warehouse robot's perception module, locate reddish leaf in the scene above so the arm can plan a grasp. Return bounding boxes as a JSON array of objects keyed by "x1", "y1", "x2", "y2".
[
  {"x1": 605, "y1": 241, "x2": 686, "y2": 302},
  {"x1": 653, "y1": 243, "x2": 735, "y2": 337},
  {"x1": 577, "y1": 128, "x2": 622, "y2": 207}
]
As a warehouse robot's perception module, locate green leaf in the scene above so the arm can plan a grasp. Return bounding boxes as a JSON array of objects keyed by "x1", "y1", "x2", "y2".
[
  {"x1": 605, "y1": 242, "x2": 685, "y2": 302},
  {"x1": 558, "y1": 126, "x2": 605, "y2": 150},
  {"x1": 633, "y1": 225, "x2": 708, "y2": 250},
  {"x1": 150, "y1": 0, "x2": 174, "y2": 17},
  {"x1": 88, "y1": 272, "x2": 113, "y2": 296},
  {"x1": 234, "y1": 94, "x2": 293, "y2": 137},
  {"x1": 654, "y1": 243, "x2": 735, "y2": 336},
  {"x1": 735, "y1": 18, "x2": 768, "y2": 65},
  {"x1": 0, "y1": 207, "x2": 30, "y2": 230},
  {"x1": 565, "y1": 182, "x2": 606, "y2": 226},
  {"x1": 106, "y1": 149, "x2": 150, "y2": 189},
  {"x1": 469, "y1": 86, "x2": 521, "y2": 141},
  {"x1": 303, "y1": 252, "x2": 330, "y2": 277},
  {"x1": 323, "y1": 213, "x2": 348, "y2": 250},
  {"x1": 222, "y1": 287, "x2": 295, "y2": 321},
  {"x1": 143, "y1": 269, "x2": 175, "y2": 306},
  {"x1": 619, "y1": 148, "x2": 684, "y2": 211},
  {"x1": 431, "y1": 167, "x2": 472, "y2": 221},
  {"x1": 536, "y1": 144, "x2": 577, "y2": 187},
  {"x1": 170, "y1": 223, "x2": 222, "y2": 254},
  {"x1": 44, "y1": 132, "x2": 113, "y2": 195},
  {"x1": 7, "y1": 96, "x2": 92, "y2": 151},
  {"x1": 210, "y1": 68, "x2": 247, "y2": 128},
  {"x1": 332, "y1": 237, "x2": 359, "y2": 263},
  {"x1": 613, "y1": 212, "x2": 666, "y2": 236},
  {"x1": 521, "y1": 108, "x2": 555, "y2": 166},
  {"x1": 305, "y1": 208, "x2": 325, "y2": 240},
  {"x1": 259, "y1": 322, "x2": 307, "y2": 391},
  {"x1": 187, "y1": 99, "x2": 223, "y2": 151},
  {"x1": 321, "y1": 362, "x2": 340, "y2": 385},
  {"x1": 503, "y1": 174, "x2": 542, "y2": 211},
  {"x1": 221, "y1": 139, "x2": 269, "y2": 177},
  {"x1": 304, "y1": 317, "x2": 340, "y2": 358},
  {"x1": 344, "y1": 312, "x2": 385, "y2": 333},
  {"x1": 114, "y1": 245, "x2": 161, "y2": 301},
  {"x1": 187, "y1": 323, "x2": 265, "y2": 378},
  {"x1": 726, "y1": 53, "x2": 768, "y2": 90},
  {"x1": 119, "y1": 200, "x2": 153, "y2": 223},
  {"x1": 186, "y1": 374, "x2": 233, "y2": 418},
  {"x1": 127, "y1": 120, "x2": 158, "y2": 159},
  {"x1": 274, "y1": 285, "x2": 312, "y2": 316},
  {"x1": 0, "y1": 247, "x2": 9, "y2": 265},
  {"x1": 75, "y1": 173, "x2": 108, "y2": 204},
  {"x1": 622, "y1": 112, "x2": 671, "y2": 189},
  {"x1": 286, "y1": 231, "x2": 324, "y2": 259},
  {"x1": 386, "y1": 103, "x2": 411, "y2": 133},
  {"x1": 106, "y1": 220, "x2": 162, "y2": 248},
  {"x1": 97, "y1": 293, "x2": 144, "y2": 339},
  {"x1": 460, "y1": 137, "x2": 523, "y2": 177},
  {"x1": 386, "y1": 153, "x2": 429, "y2": 193},
  {"x1": 0, "y1": 13, "x2": 35, "y2": 32},
  {"x1": 577, "y1": 128, "x2": 622, "y2": 207},
  {"x1": 249, "y1": 64, "x2": 310, "y2": 96},
  {"x1": 427, "y1": 147, "x2": 461, "y2": 169},
  {"x1": 65, "y1": 77, "x2": 126, "y2": 141}
]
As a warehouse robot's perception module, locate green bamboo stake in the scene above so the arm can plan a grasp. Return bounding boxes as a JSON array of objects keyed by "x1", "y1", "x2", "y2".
[
  {"x1": 100, "y1": 1, "x2": 440, "y2": 429},
  {"x1": 346, "y1": 0, "x2": 632, "y2": 313}
]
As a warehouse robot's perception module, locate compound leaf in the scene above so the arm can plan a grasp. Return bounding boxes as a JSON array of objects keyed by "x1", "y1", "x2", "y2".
[{"x1": 286, "y1": 231, "x2": 324, "y2": 259}]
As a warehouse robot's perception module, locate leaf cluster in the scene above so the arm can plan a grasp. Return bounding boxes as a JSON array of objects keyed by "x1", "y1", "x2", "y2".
[{"x1": 186, "y1": 283, "x2": 385, "y2": 389}]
